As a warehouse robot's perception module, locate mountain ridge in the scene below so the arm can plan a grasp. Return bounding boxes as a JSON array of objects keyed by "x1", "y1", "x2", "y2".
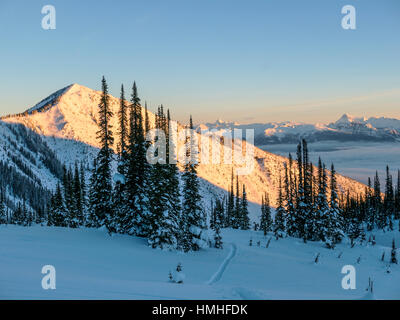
[
  {"x1": 2, "y1": 84, "x2": 369, "y2": 209},
  {"x1": 198, "y1": 113, "x2": 400, "y2": 145}
]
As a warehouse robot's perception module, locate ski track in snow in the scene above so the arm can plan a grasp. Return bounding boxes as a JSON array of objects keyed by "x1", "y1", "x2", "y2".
[{"x1": 207, "y1": 243, "x2": 237, "y2": 285}]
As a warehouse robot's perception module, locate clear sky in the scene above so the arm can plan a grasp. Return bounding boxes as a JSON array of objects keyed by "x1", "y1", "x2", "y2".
[{"x1": 0, "y1": 0, "x2": 399, "y2": 124}]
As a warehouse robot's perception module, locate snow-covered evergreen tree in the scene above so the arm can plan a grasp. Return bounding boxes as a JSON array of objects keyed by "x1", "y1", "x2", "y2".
[
  {"x1": 0, "y1": 189, "x2": 6, "y2": 224},
  {"x1": 240, "y1": 184, "x2": 250, "y2": 230},
  {"x1": 88, "y1": 77, "x2": 115, "y2": 231},
  {"x1": 182, "y1": 115, "x2": 206, "y2": 251},
  {"x1": 164, "y1": 110, "x2": 182, "y2": 248},
  {"x1": 384, "y1": 165, "x2": 395, "y2": 230},
  {"x1": 112, "y1": 84, "x2": 129, "y2": 234},
  {"x1": 50, "y1": 183, "x2": 68, "y2": 227},
  {"x1": 395, "y1": 170, "x2": 400, "y2": 220},
  {"x1": 232, "y1": 175, "x2": 241, "y2": 229},
  {"x1": 315, "y1": 159, "x2": 329, "y2": 242},
  {"x1": 365, "y1": 177, "x2": 375, "y2": 231},
  {"x1": 274, "y1": 176, "x2": 286, "y2": 238},
  {"x1": 147, "y1": 106, "x2": 178, "y2": 249},
  {"x1": 212, "y1": 198, "x2": 224, "y2": 249},
  {"x1": 260, "y1": 193, "x2": 272, "y2": 236},
  {"x1": 225, "y1": 169, "x2": 235, "y2": 228},
  {"x1": 284, "y1": 157, "x2": 296, "y2": 237},
  {"x1": 124, "y1": 82, "x2": 150, "y2": 236},
  {"x1": 327, "y1": 164, "x2": 344, "y2": 248}
]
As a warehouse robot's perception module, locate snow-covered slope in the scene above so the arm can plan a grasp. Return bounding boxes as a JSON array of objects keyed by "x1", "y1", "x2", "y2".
[
  {"x1": 1, "y1": 224, "x2": 399, "y2": 299},
  {"x1": 0, "y1": 120, "x2": 63, "y2": 213},
  {"x1": 2, "y1": 84, "x2": 367, "y2": 210},
  {"x1": 199, "y1": 114, "x2": 400, "y2": 145}
]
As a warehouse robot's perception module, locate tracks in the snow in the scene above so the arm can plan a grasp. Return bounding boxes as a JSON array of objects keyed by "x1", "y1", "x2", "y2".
[{"x1": 207, "y1": 243, "x2": 237, "y2": 285}]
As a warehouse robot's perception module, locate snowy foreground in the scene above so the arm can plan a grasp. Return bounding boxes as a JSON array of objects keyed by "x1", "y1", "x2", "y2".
[{"x1": 0, "y1": 225, "x2": 399, "y2": 300}]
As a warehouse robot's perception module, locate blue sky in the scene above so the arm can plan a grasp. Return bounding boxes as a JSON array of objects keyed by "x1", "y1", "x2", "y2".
[{"x1": 0, "y1": 0, "x2": 399, "y2": 124}]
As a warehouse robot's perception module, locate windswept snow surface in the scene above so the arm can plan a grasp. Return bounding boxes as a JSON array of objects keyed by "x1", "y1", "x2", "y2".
[{"x1": 1, "y1": 225, "x2": 399, "y2": 299}]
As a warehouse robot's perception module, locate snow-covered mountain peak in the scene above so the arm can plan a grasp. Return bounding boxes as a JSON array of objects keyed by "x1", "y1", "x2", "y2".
[{"x1": 334, "y1": 113, "x2": 367, "y2": 125}]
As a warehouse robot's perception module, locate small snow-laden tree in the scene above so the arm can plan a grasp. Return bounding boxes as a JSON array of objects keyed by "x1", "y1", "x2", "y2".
[
  {"x1": 348, "y1": 216, "x2": 362, "y2": 247},
  {"x1": 169, "y1": 263, "x2": 185, "y2": 284},
  {"x1": 274, "y1": 176, "x2": 286, "y2": 238},
  {"x1": 49, "y1": 183, "x2": 68, "y2": 227},
  {"x1": 260, "y1": 193, "x2": 272, "y2": 236}
]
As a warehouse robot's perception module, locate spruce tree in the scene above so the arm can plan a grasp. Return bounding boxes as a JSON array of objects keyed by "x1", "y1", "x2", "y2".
[
  {"x1": 260, "y1": 193, "x2": 272, "y2": 236},
  {"x1": 165, "y1": 110, "x2": 182, "y2": 247},
  {"x1": 327, "y1": 164, "x2": 343, "y2": 248},
  {"x1": 12, "y1": 203, "x2": 23, "y2": 225},
  {"x1": 315, "y1": 159, "x2": 329, "y2": 242},
  {"x1": 69, "y1": 163, "x2": 83, "y2": 228},
  {"x1": 274, "y1": 176, "x2": 286, "y2": 238},
  {"x1": 374, "y1": 171, "x2": 385, "y2": 229},
  {"x1": 182, "y1": 115, "x2": 206, "y2": 251},
  {"x1": 80, "y1": 163, "x2": 87, "y2": 222},
  {"x1": 284, "y1": 158, "x2": 296, "y2": 237},
  {"x1": 88, "y1": 76, "x2": 115, "y2": 231},
  {"x1": 147, "y1": 107, "x2": 178, "y2": 249},
  {"x1": 240, "y1": 184, "x2": 250, "y2": 230},
  {"x1": 111, "y1": 85, "x2": 130, "y2": 234},
  {"x1": 232, "y1": 175, "x2": 241, "y2": 229},
  {"x1": 365, "y1": 177, "x2": 375, "y2": 231},
  {"x1": 51, "y1": 183, "x2": 68, "y2": 227},
  {"x1": 384, "y1": 165, "x2": 394, "y2": 230},
  {"x1": 295, "y1": 140, "x2": 310, "y2": 242},
  {"x1": 226, "y1": 169, "x2": 235, "y2": 228},
  {"x1": 124, "y1": 82, "x2": 150, "y2": 236},
  {"x1": 117, "y1": 84, "x2": 129, "y2": 162},
  {"x1": 0, "y1": 190, "x2": 7, "y2": 224},
  {"x1": 212, "y1": 198, "x2": 224, "y2": 249},
  {"x1": 395, "y1": 170, "x2": 400, "y2": 220}
]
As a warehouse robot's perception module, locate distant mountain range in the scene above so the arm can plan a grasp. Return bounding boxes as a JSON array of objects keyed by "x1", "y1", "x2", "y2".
[{"x1": 197, "y1": 114, "x2": 400, "y2": 145}]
